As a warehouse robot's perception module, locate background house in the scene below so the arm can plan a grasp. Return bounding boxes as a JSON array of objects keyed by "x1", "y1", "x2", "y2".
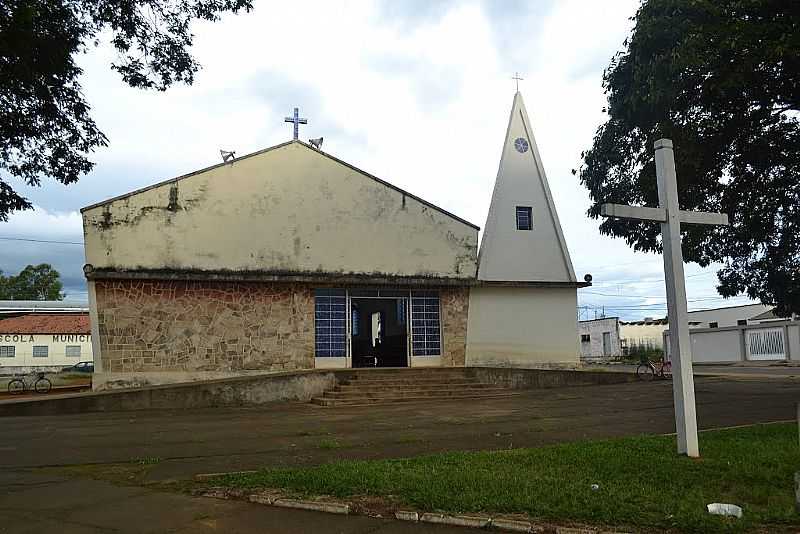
[
  {"x1": 620, "y1": 317, "x2": 668, "y2": 353},
  {"x1": 620, "y1": 303, "x2": 780, "y2": 355},
  {"x1": 0, "y1": 302, "x2": 92, "y2": 374},
  {"x1": 578, "y1": 317, "x2": 621, "y2": 361},
  {"x1": 686, "y1": 303, "x2": 774, "y2": 329},
  {"x1": 641, "y1": 302, "x2": 799, "y2": 364}
]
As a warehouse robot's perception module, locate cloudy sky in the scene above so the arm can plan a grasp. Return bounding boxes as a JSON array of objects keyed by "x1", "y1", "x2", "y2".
[{"x1": 1, "y1": 0, "x2": 758, "y2": 319}]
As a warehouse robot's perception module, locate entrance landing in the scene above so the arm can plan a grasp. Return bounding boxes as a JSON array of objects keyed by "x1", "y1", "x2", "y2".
[{"x1": 311, "y1": 367, "x2": 520, "y2": 406}]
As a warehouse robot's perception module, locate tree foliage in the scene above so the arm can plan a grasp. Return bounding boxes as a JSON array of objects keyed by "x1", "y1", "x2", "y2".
[
  {"x1": 0, "y1": 264, "x2": 65, "y2": 300},
  {"x1": 579, "y1": 0, "x2": 800, "y2": 316},
  {"x1": 0, "y1": 0, "x2": 252, "y2": 221}
]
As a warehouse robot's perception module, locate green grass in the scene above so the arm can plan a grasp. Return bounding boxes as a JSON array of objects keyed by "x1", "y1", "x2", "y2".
[
  {"x1": 317, "y1": 437, "x2": 343, "y2": 450},
  {"x1": 213, "y1": 423, "x2": 800, "y2": 533}
]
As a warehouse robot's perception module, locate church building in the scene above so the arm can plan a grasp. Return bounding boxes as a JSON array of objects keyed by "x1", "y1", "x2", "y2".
[{"x1": 82, "y1": 92, "x2": 586, "y2": 388}]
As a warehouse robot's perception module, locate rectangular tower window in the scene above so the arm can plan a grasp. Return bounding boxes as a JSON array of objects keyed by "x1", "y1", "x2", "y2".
[
  {"x1": 516, "y1": 206, "x2": 532, "y2": 230},
  {"x1": 314, "y1": 289, "x2": 347, "y2": 357}
]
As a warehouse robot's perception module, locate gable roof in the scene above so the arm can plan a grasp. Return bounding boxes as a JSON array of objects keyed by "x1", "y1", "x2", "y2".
[
  {"x1": 0, "y1": 313, "x2": 90, "y2": 334},
  {"x1": 81, "y1": 140, "x2": 479, "y2": 230},
  {"x1": 749, "y1": 308, "x2": 778, "y2": 321},
  {"x1": 687, "y1": 302, "x2": 772, "y2": 315}
]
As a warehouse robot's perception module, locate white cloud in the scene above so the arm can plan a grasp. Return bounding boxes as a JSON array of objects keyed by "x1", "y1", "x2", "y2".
[
  {"x1": 0, "y1": 206, "x2": 85, "y2": 300},
  {"x1": 2, "y1": 206, "x2": 83, "y2": 241},
  {"x1": 2, "y1": 0, "x2": 758, "y2": 316}
]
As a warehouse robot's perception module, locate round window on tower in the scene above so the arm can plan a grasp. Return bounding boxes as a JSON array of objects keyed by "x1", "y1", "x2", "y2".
[{"x1": 514, "y1": 137, "x2": 529, "y2": 153}]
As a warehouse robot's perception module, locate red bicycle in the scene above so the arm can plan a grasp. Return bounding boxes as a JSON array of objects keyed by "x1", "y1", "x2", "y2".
[{"x1": 636, "y1": 357, "x2": 671, "y2": 381}]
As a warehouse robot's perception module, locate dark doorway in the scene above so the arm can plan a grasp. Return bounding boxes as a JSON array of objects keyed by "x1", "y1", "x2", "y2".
[{"x1": 351, "y1": 298, "x2": 408, "y2": 368}]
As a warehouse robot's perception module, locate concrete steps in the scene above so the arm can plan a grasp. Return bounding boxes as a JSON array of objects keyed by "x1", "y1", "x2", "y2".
[
  {"x1": 332, "y1": 382, "x2": 495, "y2": 393},
  {"x1": 311, "y1": 368, "x2": 519, "y2": 407},
  {"x1": 323, "y1": 386, "x2": 506, "y2": 399}
]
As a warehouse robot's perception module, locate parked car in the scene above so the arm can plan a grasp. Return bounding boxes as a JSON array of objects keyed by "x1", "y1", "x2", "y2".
[{"x1": 61, "y1": 361, "x2": 94, "y2": 373}]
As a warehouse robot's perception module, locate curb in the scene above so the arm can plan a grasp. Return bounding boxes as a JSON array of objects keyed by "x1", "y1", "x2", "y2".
[
  {"x1": 421, "y1": 513, "x2": 491, "y2": 528},
  {"x1": 248, "y1": 491, "x2": 280, "y2": 505},
  {"x1": 273, "y1": 498, "x2": 350, "y2": 515},
  {"x1": 201, "y1": 490, "x2": 630, "y2": 532},
  {"x1": 491, "y1": 518, "x2": 535, "y2": 532},
  {"x1": 395, "y1": 511, "x2": 419, "y2": 522}
]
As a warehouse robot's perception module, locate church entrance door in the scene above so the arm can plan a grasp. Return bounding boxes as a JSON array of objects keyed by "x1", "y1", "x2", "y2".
[{"x1": 350, "y1": 297, "x2": 409, "y2": 368}]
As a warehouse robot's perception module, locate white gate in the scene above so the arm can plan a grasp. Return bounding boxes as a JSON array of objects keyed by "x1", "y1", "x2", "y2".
[{"x1": 746, "y1": 327, "x2": 785, "y2": 361}]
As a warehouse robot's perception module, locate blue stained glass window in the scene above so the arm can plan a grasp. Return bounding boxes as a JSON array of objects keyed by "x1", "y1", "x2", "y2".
[
  {"x1": 411, "y1": 293, "x2": 441, "y2": 356},
  {"x1": 397, "y1": 299, "x2": 407, "y2": 326},
  {"x1": 314, "y1": 289, "x2": 347, "y2": 357},
  {"x1": 351, "y1": 307, "x2": 360, "y2": 337}
]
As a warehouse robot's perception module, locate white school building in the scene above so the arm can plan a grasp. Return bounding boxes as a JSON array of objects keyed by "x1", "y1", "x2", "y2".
[{"x1": 0, "y1": 310, "x2": 92, "y2": 373}]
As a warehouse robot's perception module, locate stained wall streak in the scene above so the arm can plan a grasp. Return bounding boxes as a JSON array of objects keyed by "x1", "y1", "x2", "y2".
[{"x1": 82, "y1": 142, "x2": 478, "y2": 279}]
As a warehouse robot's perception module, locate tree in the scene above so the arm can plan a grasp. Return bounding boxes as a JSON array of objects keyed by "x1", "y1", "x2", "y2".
[
  {"x1": 0, "y1": 264, "x2": 65, "y2": 300},
  {"x1": 578, "y1": 0, "x2": 800, "y2": 317},
  {"x1": 0, "y1": 0, "x2": 252, "y2": 221}
]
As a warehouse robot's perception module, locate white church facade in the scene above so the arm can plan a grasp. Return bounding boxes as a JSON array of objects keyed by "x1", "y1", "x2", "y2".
[{"x1": 82, "y1": 92, "x2": 587, "y2": 388}]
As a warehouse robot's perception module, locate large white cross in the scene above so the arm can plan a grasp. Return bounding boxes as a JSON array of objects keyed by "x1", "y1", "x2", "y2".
[{"x1": 600, "y1": 138, "x2": 729, "y2": 458}]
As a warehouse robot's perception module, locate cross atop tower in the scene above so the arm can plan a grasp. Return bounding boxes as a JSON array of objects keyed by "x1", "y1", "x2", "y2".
[
  {"x1": 284, "y1": 107, "x2": 307, "y2": 140},
  {"x1": 511, "y1": 72, "x2": 524, "y2": 92}
]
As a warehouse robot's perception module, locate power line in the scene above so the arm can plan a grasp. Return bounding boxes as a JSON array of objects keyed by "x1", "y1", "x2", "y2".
[
  {"x1": 580, "y1": 289, "x2": 733, "y2": 301},
  {"x1": 580, "y1": 290, "x2": 670, "y2": 299},
  {"x1": 579, "y1": 295, "x2": 753, "y2": 308},
  {"x1": 575, "y1": 258, "x2": 663, "y2": 270},
  {"x1": 589, "y1": 271, "x2": 717, "y2": 286},
  {"x1": 0, "y1": 236, "x2": 83, "y2": 246}
]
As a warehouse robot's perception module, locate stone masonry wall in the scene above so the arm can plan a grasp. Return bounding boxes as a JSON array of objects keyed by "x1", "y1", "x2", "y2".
[
  {"x1": 94, "y1": 280, "x2": 314, "y2": 374},
  {"x1": 440, "y1": 287, "x2": 469, "y2": 367}
]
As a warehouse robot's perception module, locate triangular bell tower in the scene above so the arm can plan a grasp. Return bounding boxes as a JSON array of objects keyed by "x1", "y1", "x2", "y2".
[{"x1": 477, "y1": 92, "x2": 577, "y2": 283}]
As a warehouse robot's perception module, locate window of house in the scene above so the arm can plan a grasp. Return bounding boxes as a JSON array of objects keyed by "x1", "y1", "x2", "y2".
[
  {"x1": 32, "y1": 346, "x2": 48, "y2": 358},
  {"x1": 66, "y1": 345, "x2": 82, "y2": 358},
  {"x1": 580, "y1": 334, "x2": 590, "y2": 343},
  {"x1": 314, "y1": 289, "x2": 346, "y2": 357},
  {"x1": 411, "y1": 292, "x2": 441, "y2": 356},
  {"x1": 0, "y1": 346, "x2": 14, "y2": 358},
  {"x1": 709, "y1": 322, "x2": 719, "y2": 329},
  {"x1": 737, "y1": 319, "x2": 747, "y2": 326},
  {"x1": 516, "y1": 206, "x2": 533, "y2": 231}
]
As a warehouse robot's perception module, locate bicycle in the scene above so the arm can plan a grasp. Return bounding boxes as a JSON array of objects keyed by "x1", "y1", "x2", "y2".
[
  {"x1": 636, "y1": 356, "x2": 672, "y2": 381},
  {"x1": 7, "y1": 371, "x2": 52, "y2": 394}
]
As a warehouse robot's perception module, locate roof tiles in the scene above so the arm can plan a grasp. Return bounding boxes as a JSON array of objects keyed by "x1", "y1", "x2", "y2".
[{"x1": 0, "y1": 313, "x2": 91, "y2": 334}]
